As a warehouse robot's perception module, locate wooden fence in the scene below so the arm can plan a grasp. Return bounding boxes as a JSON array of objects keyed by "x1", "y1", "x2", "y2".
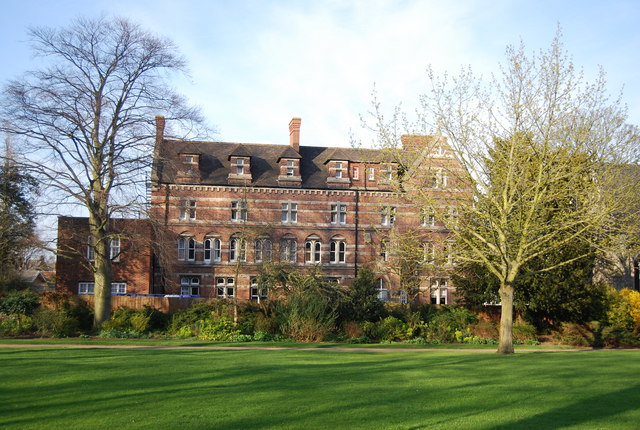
[{"x1": 78, "y1": 295, "x2": 208, "y2": 313}]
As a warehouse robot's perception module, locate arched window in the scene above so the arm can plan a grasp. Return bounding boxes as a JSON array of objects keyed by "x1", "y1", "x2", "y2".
[
  {"x1": 304, "y1": 236, "x2": 322, "y2": 264},
  {"x1": 204, "y1": 236, "x2": 222, "y2": 263},
  {"x1": 177, "y1": 235, "x2": 195, "y2": 261},
  {"x1": 255, "y1": 238, "x2": 272, "y2": 263},
  {"x1": 204, "y1": 238, "x2": 212, "y2": 263},
  {"x1": 230, "y1": 235, "x2": 246, "y2": 262},
  {"x1": 330, "y1": 237, "x2": 346, "y2": 263},
  {"x1": 280, "y1": 236, "x2": 297, "y2": 263},
  {"x1": 213, "y1": 238, "x2": 221, "y2": 262}
]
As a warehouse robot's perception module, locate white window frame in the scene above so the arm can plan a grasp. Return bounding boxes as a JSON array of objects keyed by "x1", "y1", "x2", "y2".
[
  {"x1": 422, "y1": 211, "x2": 436, "y2": 227},
  {"x1": 423, "y1": 242, "x2": 435, "y2": 264},
  {"x1": 87, "y1": 236, "x2": 95, "y2": 262},
  {"x1": 255, "y1": 238, "x2": 272, "y2": 263},
  {"x1": 180, "y1": 276, "x2": 200, "y2": 296},
  {"x1": 231, "y1": 201, "x2": 248, "y2": 222},
  {"x1": 281, "y1": 202, "x2": 298, "y2": 223},
  {"x1": 368, "y1": 167, "x2": 375, "y2": 181},
  {"x1": 213, "y1": 238, "x2": 222, "y2": 262},
  {"x1": 377, "y1": 278, "x2": 388, "y2": 302},
  {"x1": 204, "y1": 238, "x2": 212, "y2": 263},
  {"x1": 78, "y1": 282, "x2": 126, "y2": 295},
  {"x1": 380, "y1": 241, "x2": 388, "y2": 262},
  {"x1": 236, "y1": 158, "x2": 245, "y2": 175},
  {"x1": 330, "y1": 204, "x2": 347, "y2": 224},
  {"x1": 110, "y1": 237, "x2": 121, "y2": 263},
  {"x1": 216, "y1": 277, "x2": 235, "y2": 298},
  {"x1": 381, "y1": 206, "x2": 396, "y2": 226},
  {"x1": 431, "y1": 278, "x2": 448, "y2": 305},
  {"x1": 335, "y1": 162, "x2": 343, "y2": 178},
  {"x1": 177, "y1": 237, "x2": 187, "y2": 261},
  {"x1": 111, "y1": 282, "x2": 126, "y2": 295},
  {"x1": 280, "y1": 237, "x2": 297, "y2": 263},
  {"x1": 250, "y1": 277, "x2": 268, "y2": 301},
  {"x1": 78, "y1": 282, "x2": 94, "y2": 295},
  {"x1": 353, "y1": 166, "x2": 359, "y2": 180},
  {"x1": 304, "y1": 239, "x2": 322, "y2": 264},
  {"x1": 180, "y1": 200, "x2": 197, "y2": 221},
  {"x1": 330, "y1": 240, "x2": 346, "y2": 264},
  {"x1": 230, "y1": 237, "x2": 246, "y2": 262}
]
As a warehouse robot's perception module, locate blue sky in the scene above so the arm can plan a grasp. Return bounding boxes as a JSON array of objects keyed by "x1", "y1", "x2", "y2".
[{"x1": 1, "y1": 0, "x2": 639, "y2": 148}]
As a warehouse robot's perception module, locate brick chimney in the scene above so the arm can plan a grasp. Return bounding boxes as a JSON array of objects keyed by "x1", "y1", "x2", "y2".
[
  {"x1": 155, "y1": 115, "x2": 165, "y2": 144},
  {"x1": 289, "y1": 117, "x2": 301, "y2": 152}
]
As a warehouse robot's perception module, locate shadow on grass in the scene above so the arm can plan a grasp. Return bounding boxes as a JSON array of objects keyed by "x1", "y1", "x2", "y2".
[{"x1": 1, "y1": 349, "x2": 640, "y2": 429}]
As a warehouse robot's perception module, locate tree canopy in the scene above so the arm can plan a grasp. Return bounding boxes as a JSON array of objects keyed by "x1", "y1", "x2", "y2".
[
  {"x1": 0, "y1": 16, "x2": 204, "y2": 325},
  {"x1": 368, "y1": 30, "x2": 640, "y2": 353}
]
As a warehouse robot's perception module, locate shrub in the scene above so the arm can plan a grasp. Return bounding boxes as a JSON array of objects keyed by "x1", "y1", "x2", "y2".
[
  {"x1": 0, "y1": 314, "x2": 34, "y2": 336},
  {"x1": 341, "y1": 320, "x2": 364, "y2": 339},
  {"x1": 0, "y1": 290, "x2": 40, "y2": 315},
  {"x1": 168, "y1": 301, "x2": 226, "y2": 334},
  {"x1": 512, "y1": 322, "x2": 538, "y2": 342},
  {"x1": 278, "y1": 292, "x2": 336, "y2": 342},
  {"x1": 619, "y1": 289, "x2": 640, "y2": 332},
  {"x1": 376, "y1": 316, "x2": 410, "y2": 342},
  {"x1": 33, "y1": 308, "x2": 78, "y2": 337},
  {"x1": 197, "y1": 315, "x2": 240, "y2": 341},
  {"x1": 552, "y1": 323, "x2": 594, "y2": 347},
  {"x1": 254, "y1": 311, "x2": 279, "y2": 334},
  {"x1": 98, "y1": 329, "x2": 148, "y2": 339},
  {"x1": 471, "y1": 319, "x2": 498, "y2": 339},
  {"x1": 440, "y1": 306, "x2": 479, "y2": 331},
  {"x1": 342, "y1": 267, "x2": 386, "y2": 322},
  {"x1": 420, "y1": 316, "x2": 455, "y2": 343}
]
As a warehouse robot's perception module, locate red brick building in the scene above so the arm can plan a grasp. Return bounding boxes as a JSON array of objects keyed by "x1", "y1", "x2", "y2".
[
  {"x1": 149, "y1": 116, "x2": 462, "y2": 304},
  {"x1": 57, "y1": 116, "x2": 463, "y2": 304},
  {"x1": 56, "y1": 216, "x2": 154, "y2": 296}
]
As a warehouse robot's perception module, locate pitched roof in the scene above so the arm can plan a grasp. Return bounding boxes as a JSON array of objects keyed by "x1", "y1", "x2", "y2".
[{"x1": 155, "y1": 139, "x2": 389, "y2": 189}]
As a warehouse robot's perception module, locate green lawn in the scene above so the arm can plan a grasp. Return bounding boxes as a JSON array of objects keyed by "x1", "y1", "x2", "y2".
[{"x1": 1, "y1": 346, "x2": 639, "y2": 429}]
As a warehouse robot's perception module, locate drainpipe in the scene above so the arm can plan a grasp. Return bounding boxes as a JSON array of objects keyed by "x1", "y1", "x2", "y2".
[{"x1": 354, "y1": 189, "x2": 360, "y2": 277}]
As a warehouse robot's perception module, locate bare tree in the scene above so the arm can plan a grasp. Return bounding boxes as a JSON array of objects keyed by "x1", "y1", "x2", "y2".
[
  {"x1": 367, "y1": 31, "x2": 639, "y2": 353},
  {"x1": 0, "y1": 16, "x2": 204, "y2": 326}
]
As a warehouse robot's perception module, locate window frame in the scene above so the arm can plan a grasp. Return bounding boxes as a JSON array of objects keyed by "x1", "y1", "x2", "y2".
[
  {"x1": 330, "y1": 239, "x2": 346, "y2": 264},
  {"x1": 304, "y1": 238, "x2": 322, "y2": 264},
  {"x1": 231, "y1": 200, "x2": 248, "y2": 222},
  {"x1": 216, "y1": 277, "x2": 235, "y2": 298}
]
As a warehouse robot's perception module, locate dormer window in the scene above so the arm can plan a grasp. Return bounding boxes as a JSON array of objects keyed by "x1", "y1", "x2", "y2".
[
  {"x1": 353, "y1": 167, "x2": 359, "y2": 180},
  {"x1": 335, "y1": 162, "x2": 343, "y2": 178},
  {"x1": 228, "y1": 155, "x2": 252, "y2": 184},
  {"x1": 277, "y1": 157, "x2": 302, "y2": 186}
]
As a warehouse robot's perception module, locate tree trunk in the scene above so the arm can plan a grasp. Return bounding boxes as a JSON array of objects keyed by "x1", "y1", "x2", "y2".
[
  {"x1": 497, "y1": 282, "x2": 515, "y2": 354},
  {"x1": 91, "y1": 216, "x2": 112, "y2": 328}
]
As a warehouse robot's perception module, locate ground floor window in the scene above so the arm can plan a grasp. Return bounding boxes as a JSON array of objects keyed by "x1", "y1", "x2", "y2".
[
  {"x1": 78, "y1": 282, "x2": 94, "y2": 295},
  {"x1": 111, "y1": 283, "x2": 126, "y2": 295},
  {"x1": 431, "y1": 278, "x2": 448, "y2": 305},
  {"x1": 249, "y1": 278, "x2": 267, "y2": 301},
  {"x1": 180, "y1": 276, "x2": 200, "y2": 296},
  {"x1": 216, "y1": 277, "x2": 235, "y2": 298},
  {"x1": 78, "y1": 282, "x2": 127, "y2": 295},
  {"x1": 376, "y1": 278, "x2": 388, "y2": 302}
]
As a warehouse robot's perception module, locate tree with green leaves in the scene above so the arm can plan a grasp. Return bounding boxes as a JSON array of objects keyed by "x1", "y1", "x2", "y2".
[
  {"x1": 0, "y1": 137, "x2": 38, "y2": 290},
  {"x1": 367, "y1": 30, "x2": 639, "y2": 353},
  {"x1": 0, "y1": 16, "x2": 203, "y2": 326}
]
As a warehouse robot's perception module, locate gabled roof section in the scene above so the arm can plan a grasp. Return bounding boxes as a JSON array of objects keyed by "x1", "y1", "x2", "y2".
[
  {"x1": 277, "y1": 146, "x2": 302, "y2": 161},
  {"x1": 228, "y1": 144, "x2": 252, "y2": 160}
]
